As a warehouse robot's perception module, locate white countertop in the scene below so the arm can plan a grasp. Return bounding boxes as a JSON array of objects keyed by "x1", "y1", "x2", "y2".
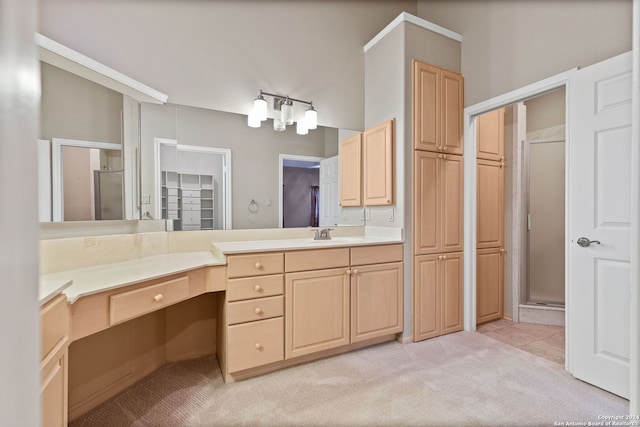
[
  {"x1": 40, "y1": 251, "x2": 224, "y2": 303},
  {"x1": 213, "y1": 236, "x2": 403, "y2": 255}
]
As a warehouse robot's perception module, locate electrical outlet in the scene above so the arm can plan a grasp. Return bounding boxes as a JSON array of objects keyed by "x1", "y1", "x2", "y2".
[
  {"x1": 141, "y1": 194, "x2": 150, "y2": 204},
  {"x1": 387, "y1": 207, "x2": 394, "y2": 222}
]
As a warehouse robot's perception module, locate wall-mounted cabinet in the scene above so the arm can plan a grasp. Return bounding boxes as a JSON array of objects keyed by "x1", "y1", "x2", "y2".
[
  {"x1": 339, "y1": 119, "x2": 394, "y2": 207},
  {"x1": 339, "y1": 133, "x2": 362, "y2": 207},
  {"x1": 363, "y1": 119, "x2": 394, "y2": 206},
  {"x1": 413, "y1": 61, "x2": 464, "y2": 155}
]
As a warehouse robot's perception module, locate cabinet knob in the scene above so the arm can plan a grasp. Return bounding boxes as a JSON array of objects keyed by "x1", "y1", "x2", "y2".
[
  {"x1": 153, "y1": 294, "x2": 164, "y2": 302},
  {"x1": 500, "y1": 249, "x2": 505, "y2": 254},
  {"x1": 254, "y1": 307, "x2": 263, "y2": 315},
  {"x1": 254, "y1": 284, "x2": 262, "y2": 292},
  {"x1": 254, "y1": 262, "x2": 262, "y2": 269},
  {"x1": 352, "y1": 269, "x2": 358, "y2": 275},
  {"x1": 346, "y1": 269, "x2": 352, "y2": 275},
  {"x1": 254, "y1": 343, "x2": 262, "y2": 350},
  {"x1": 500, "y1": 162, "x2": 505, "y2": 168},
  {"x1": 442, "y1": 154, "x2": 447, "y2": 160},
  {"x1": 500, "y1": 156, "x2": 505, "y2": 161},
  {"x1": 438, "y1": 154, "x2": 443, "y2": 159},
  {"x1": 442, "y1": 254, "x2": 447, "y2": 260}
]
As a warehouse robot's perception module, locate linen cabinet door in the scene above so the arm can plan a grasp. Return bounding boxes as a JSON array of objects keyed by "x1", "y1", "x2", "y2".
[
  {"x1": 440, "y1": 252, "x2": 464, "y2": 335},
  {"x1": 441, "y1": 154, "x2": 464, "y2": 253},
  {"x1": 350, "y1": 262, "x2": 403, "y2": 343},
  {"x1": 413, "y1": 61, "x2": 441, "y2": 152},
  {"x1": 413, "y1": 254, "x2": 441, "y2": 342},
  {"x1": 285, "y1": 268, "x2": 350, "y2": 359},
  {"x1": 441, "y1": 69, "x2": 464, "y2": 155},
  {"x1": 477, "y1": 159, "x2": 505, "y2": 248},
  {"x1": 476, "y1": 247, "x2": 504, "y2": 325},
  {"x1": 339, "y1": 133, "x2": 362, "y2": 207},
  {"x1": 477, "y1": 107, "x2": 505, "y2": 161},
  {"x1": 414, "y1": 151, "x2": 441, "y2": 255}
]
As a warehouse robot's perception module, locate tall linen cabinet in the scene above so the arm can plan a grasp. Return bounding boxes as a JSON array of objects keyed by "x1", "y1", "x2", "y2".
[{"x1": 412, "y1": 60, "x2": 465, "y2": 342}]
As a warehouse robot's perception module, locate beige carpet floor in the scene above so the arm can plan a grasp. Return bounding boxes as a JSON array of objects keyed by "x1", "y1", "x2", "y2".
[{"x1": 70, "y1": 331, "x2": 628, "y2": 426}]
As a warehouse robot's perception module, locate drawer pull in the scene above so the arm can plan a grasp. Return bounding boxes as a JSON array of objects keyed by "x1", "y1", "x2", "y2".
[
  {"x1": 254, "y1": 262, "x2": 262, "y2": 269},
  {"x1": 254, "y1": 308, "x2": 263, "y2": 315},
  {"x1": 254, "y1": 342, "x2": 263, "y2": 350},
  {"x1": 352, "y1": 269, "x2": 358, "y2": 275},
  {"x1": 345, "y1": 269, "x2": 351, "y2": 276},
  {"x1": 153, "y1": 294, "x2": 164, "y2": 302},
  {"x1": 254, "y1": 284, "x2": 263, "y2": 292}
]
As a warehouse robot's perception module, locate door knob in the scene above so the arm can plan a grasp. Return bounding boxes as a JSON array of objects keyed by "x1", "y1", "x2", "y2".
[{"x1": 577, "y1": 237, "x2": 601, "y2": 247}]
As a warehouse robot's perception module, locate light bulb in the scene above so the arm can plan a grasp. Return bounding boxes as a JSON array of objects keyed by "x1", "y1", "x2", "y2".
[
  {"x1": 281, "y1": 101, "x2": 294, "y2": 125},
  {"x1": 305, "y1": 105, "x2": 317, "y2": 130},
  {"x1": 273, "y1": 118, "x2": 286, "y2": 131},
  {"x1": 254, "y1": 94, "x2": 268, "y2": 121},
  {"x1": 248, "y1": 108, "x2": 260, "y2": 128},
  {"x1": 296, "y1": 117, "x2": 308, "y2": 135}
]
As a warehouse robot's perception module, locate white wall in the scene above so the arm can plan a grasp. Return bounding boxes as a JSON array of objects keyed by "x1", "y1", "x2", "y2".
[
  {"x1": 40, "y1": 62, "x2": 123, "y2": 144},
  {"x1": 38, "y1": 0, "x2": 416, "y2": 131},
  {"x1": 0, "y1": 0, "x2": 41, "y2": 425},
  {"x1": 417, "y1": 0, "x2": 632, "y2": 106}
]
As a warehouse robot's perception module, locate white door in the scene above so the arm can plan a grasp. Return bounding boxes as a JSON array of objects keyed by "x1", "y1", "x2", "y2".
[
  {"x1": 319, "y1": 156, "x2": 339, "y2": 227},
  {"x1": 569, "y1": 51, "x2": 632, "y2": 399}
]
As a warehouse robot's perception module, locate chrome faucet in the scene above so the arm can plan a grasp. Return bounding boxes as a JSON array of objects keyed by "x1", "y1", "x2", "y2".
[{"x1": 313, "y1": 228, "x2": 334, "y2": 240}]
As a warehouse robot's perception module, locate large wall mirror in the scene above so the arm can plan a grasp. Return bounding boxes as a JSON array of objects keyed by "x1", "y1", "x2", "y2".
[{"x1": 38, "y1": 36, "x2": 364, "y2": 231}]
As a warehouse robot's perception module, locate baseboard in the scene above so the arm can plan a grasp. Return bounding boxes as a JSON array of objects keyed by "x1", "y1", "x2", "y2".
[
  {"x1": 395, "y1": 334, "x2": 413, "y2": 344},
  {"x1": 518, "y1": 304, "x2": 565, "y2": 326}
]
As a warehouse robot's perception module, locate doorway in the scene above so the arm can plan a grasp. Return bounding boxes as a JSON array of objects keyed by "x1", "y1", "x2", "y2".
[{"x1": 278, "y1": 154, "x2": 324, "y2": 228}]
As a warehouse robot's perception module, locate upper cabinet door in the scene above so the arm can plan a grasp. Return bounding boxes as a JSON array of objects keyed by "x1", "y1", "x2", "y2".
[
  {"x1": 413, "y1": 60, "x2": 464, "y2": 155},
  {"x1": 413, "y1": 61, "x2": 441, "y2": 152},
  {"x1": 414, "y1": 151, "x2": 442, "y2": 255},
  {"x1": 477, "y1": 107, "x2": 505, "y2": 161},
  {"x1": 339, "y1": 133, "x2": 362, "y2": 207},
  {"x1": 363, "y1": 119, "x2": 394, "y2": 206},
  {"x1": 441, "y1": 70, "x2": 464, "y2": 155},
  {"x1": 441, "y1": 154, "x2": 464, "y2": 253},
  {"x1": 477, "y1": 159, "x2": 505, "y2": 248}
]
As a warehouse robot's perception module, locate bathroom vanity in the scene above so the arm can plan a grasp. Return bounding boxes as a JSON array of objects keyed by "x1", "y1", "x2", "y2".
[{"x1": 39, "y1": 229, "x2": 403, "y2": 422}]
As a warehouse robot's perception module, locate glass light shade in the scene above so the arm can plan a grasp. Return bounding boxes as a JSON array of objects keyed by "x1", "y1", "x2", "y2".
[
  {"x1": 296, "y1": 118, "x2": 308, "y2": 135},
  {"x1": 273, "y1": 118, "x2": 286, "y2": 131},
  {"x1": 305, "y1": 106, "x2": 317, "y2": 130},
  {"x1": 247, "y1": 108, "x2": 261, "y2": 128},
  {"x1": 281, "y1": 101, "x2": 294, "y2": 125},
  {"x1": 254, "y1": 96, "x2": 268, "y2": 121}
]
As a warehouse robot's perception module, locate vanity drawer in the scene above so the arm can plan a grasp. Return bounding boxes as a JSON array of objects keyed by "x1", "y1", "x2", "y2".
[
  {"x1": 227, "y1": 296, "x2": 283, "y2": 325},
  {"x1": 285, "y1": 248, "x2": 349, "y2": 272},
  {"x1": 227, "y1": 253, "x2": 284, "y2": 278},
  {"x1": 227, "y1": 317, "x2": 284, "y2": 373},
  {"x1": 182, "y1": 190, "x2": 201, "y2": 198},
  {"x1": 40, "y1": 294, "x2": 68, "y2": 361},
  {"x1": 227, "y1": 274, "x2": 283, "y2": 301},
  {"x1": 350, "y1": 244, "x2": 403, "y2": 266},
  {"x1": 110, "y1": 276, "x2": 190, "y2": 325}
]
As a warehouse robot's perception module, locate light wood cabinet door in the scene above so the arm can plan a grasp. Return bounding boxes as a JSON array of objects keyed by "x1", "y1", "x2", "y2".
[
  {"x1": 413, "y1": 254, "x2": 441, "y2": 341},
  {"x1": 477, "y1": 107, "x2": 505, "y2": 161},
  {"x1": 414, "y1": 151, "x2": 441, "y2": 254},
  {"x1": 440, "y1": 252, "x2": 464, "y2": 334},
  {"x1": 441, "y1": 154, "x2": 464, "y2": 253},
  {"x1": 285, "y1": 268, "x2": 350, "y2": 359},
  {"x1": 350, "y1": 262, "x2": 403, "y2": 343},
  {"x1": 414, "y1": 151, "x2": 463, "y2": 255},
  {"x1": 477, "y1": 159, "x2": 505, "y2": 248},
  {"x1": 413, "y1": 61, "x2": 441, "y2": 152},
  {"x1": 476, "y1": 247, "x2": 504, "y2": 325},
  {"x1": 41, "y1": 339, "x2": 68, "y2": 427},
  {"x1": 339, "y1": 133, "x2": 362, "y2": 207},
  {"x1": 414, "y1": 252, "x2": 463, "y2": 342},
  {"x1": 363, "y1": 119, "x2": 394, "y2": 206},
  {"x1": 441, "y1": 69, "x2": 464, "y2": 155}
]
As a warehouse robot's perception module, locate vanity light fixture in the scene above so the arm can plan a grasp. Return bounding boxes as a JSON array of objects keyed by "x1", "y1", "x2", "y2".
[{"x1": 247, "y1": 90, "x2": 318, "y2": 135}]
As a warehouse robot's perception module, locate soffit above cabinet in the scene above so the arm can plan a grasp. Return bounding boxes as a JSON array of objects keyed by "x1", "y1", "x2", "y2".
[{"x1": 36, "y1": 33, "x2": 168, "y2": 104}]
